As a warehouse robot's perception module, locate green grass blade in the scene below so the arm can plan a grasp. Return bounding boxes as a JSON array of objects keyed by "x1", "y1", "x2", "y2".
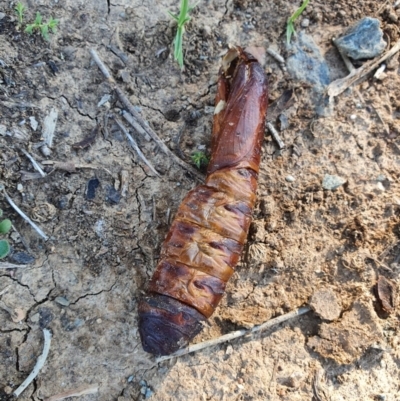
[
  {"x1": 179, "y1": 0, "x2": 189, "y2": 21},
  {"x1": 174, "y1": 27, "x2": 184, "y2": 69},
  {"x1": 167, "y1": 10, "x2": 179, "y2": 21},
  {"x1": 286, "y1": 21, "x2": 295, "y2": 44},
  {"x1": 286, "y1": 0, "x2": 310, "y2": 44},
  {"x1": 290, "y1": 0, "x2": 309, "y2": 21}
]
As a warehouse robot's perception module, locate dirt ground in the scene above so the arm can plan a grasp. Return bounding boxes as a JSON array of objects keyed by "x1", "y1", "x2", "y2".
[{"x1": 1, "y1": 0, "x2": 400, "y2": 400}]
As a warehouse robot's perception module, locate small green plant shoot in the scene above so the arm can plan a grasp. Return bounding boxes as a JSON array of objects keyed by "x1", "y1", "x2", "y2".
[
  {"x1": 286, "y1": 0, "x2": 310, "y2": 44},
  {"x1": 15, "y1": 2, "x2": 26, "y2": 26},
  {"x1": 191, "y1": 151, "x2": 209, "y2": 169},
  {"x1": 0, "y1": 209, "x2": 11, "y2": 259},
  {"x1": 25, "y1": 12, "x2": 59, "y2": 40},
  {"x1": 168, "y1": 0, "x2": 197, "y2": 69}
]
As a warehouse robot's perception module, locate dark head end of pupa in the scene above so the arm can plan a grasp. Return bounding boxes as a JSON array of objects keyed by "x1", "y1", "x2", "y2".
[{"x1": 138, "y1": 294, "x2": 206, "y2": 356}]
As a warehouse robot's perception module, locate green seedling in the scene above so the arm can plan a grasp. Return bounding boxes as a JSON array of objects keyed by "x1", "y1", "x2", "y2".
[
  {"x1": 0, "y1": 209, "x2": 11, "y2": 259},
  {"x1": 15, "y1": 2, "x2": 26, "y2": 26},
  {"x1": 168, "y1": 0, "x2": 197, "y2": 69},
  {"x1": 286, "y1": 0, "x2": 310, "y2": 44},
  {"x1": 25, "y1": 12, "x2": 59, "y2": 40},
  {"x1": 191, "y1": 151, "x2": 209, "y2": 169}
]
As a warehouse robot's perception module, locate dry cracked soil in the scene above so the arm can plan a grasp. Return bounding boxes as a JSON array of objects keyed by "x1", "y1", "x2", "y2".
[{"x1": 0, "y1": 0, "x2": 400, "y2": 400}]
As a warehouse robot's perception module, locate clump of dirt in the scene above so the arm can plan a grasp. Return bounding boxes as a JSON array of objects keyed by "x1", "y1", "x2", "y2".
[{"x1": 308, "y1": 300, "x2": 383, "y2": 364}]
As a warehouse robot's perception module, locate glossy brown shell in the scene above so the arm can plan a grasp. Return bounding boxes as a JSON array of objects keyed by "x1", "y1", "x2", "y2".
[{"x1": 138, "y1": 48, "x2": 268, "y2": 355}]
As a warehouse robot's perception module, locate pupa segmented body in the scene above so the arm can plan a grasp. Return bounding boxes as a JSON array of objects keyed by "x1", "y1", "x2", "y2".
[{"x1": 138, "y1": 47, "x2": 268, "y2": 355}]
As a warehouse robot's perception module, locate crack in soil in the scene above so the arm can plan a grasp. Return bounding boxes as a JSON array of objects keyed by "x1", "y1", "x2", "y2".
[{"x1": 70, "y1": 279, "x2": 118, "y2": 305}]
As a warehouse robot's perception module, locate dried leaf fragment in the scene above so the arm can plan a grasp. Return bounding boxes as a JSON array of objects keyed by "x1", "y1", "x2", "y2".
[{"x1": 375, "y1": 275, "x2": 396, "y2": 314}]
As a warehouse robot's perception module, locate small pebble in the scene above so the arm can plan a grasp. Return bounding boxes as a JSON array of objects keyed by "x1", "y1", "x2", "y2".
[
  {"x1": 310, "y1": 289, "x2": 341, "y2": 320},
  {"x1": 322, "y1": 174, "x2": 346, "y2": 190},
  {"x1": 57, "y1": 195, "x2": 69, "y2": 210},
  {"x1": 30, "y1": 313, "x2": 40, "y2": 323},
  {"x1": 0, "y1": 12, "x2": 6, "y2": 20},
  {"x1": 350, "y1": 114, "x2": 357, "y2": 120},
  {"x1": 3, "y1": 386, "x2": 12, "y2": 395},
  {"x1": 55, "y1": 296, "x2": 70, "y2": 307},
  {"x1": 128, "y1": 375, "x2": 134, "y2": 382},
  {"x1": 86, "y1": 178, "x2": 100, "y2": 200},
  {"x1": 17, "y1": 183, "x2": 23, "y2": 191},
  {"x1": 376, "y1": 182, "x2": 385, "y2": 192},
  {"x1": 0, "y1": 124, "x2": 7, "y2": 136},
  {"x1": 145, "y1": 388, "x2": 153, "y2": 399},
  {"x1": 285, "y1": 175, "x2": 295, "y2": 182},
  {"x1": 301, "y1": 18, "x2": 310, "y2": 28},
  {"x1": 11, "y1": 252, "x2": 35, "y2": 265},
  {"x1": 97, "y1": 94, "x2": 111, "y2": 107},
  {"x1": 376, "y1": 174, "x2": 386, "y2": 181},
  {"x1": 279, "y1": 114, "x2": 290, "y2": 130},
  {"x1": 106, "y1": 185, "x2": 121, "y2": 205},
  {"x1": 97, "y1": 318, "x2": 102, "y2": 324},
  {"x1": 10, "y1": 232, "x2": 20, "y2": 242}
]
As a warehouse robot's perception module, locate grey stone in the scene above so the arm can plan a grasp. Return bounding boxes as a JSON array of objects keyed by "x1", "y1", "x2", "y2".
[
  {"x1": 335, "y1": 17, "x2": 386, "y2": 60},
  {"x1": 11, "y1": 252, "x2": 35, "y2": 265},
  {"x1": 286, "y1": 32, "x2": 331, "y2": 116},
  {"x1": 322, "y1": 174, "x2": 346, "y2": 190},
  {"x1": 55, "y1": 297, "x2": 71, "y2": 306},
  {"x1": 301, "y1": 18, "x2": 310, "y2": 28}
]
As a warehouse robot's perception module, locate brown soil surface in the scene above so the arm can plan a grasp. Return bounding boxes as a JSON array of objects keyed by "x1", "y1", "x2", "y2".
[{"x1": 1, "y1": 0, "x2": 400, "y2": 400}]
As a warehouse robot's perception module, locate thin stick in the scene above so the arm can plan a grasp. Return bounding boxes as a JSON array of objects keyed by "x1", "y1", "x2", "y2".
[
  {"x1": 44, "y1": 384, "x2": 99, "y2": 401},
  {"x1": 332, "y1": 38, "x2": 355, "y2": 73},
  {"x1": 113, "y1": 117, "x2": 160, "y2": 177},
  {"x1": 155, "y1": 306, "x2": 311, "y2": 363},
  {"x1": 121, "y1": 110, "x2": 151, "y2": 141},
  {"x1": 21, "y1": 149, "x2": 46, "y2": 177},
  {"x1": 0, "y1": 262, "x2": 30, "y2": 269},
  {"x1": 89, "y1": 48, "x2": 204, "y2": 182},
  {"x1": 107, "y1": 44, "x2": 129, "y2": 64},
  {"x1": 89, "y1": 48, "x2": 114, "y2": 82},
  {"x1": 267, "y1": 122, "x2": 285, "y2": 150},
  {"x1": 327, "y1": 39, "x2": 400, "y2": 97},
  {"x1": 0, "y1": 186, "x2": 49, "y2": 241},
  {"x1": 0, "y1": 286, "x2": 9, "y2": 296},
  {"x1": 13, "y1": 329, "x2": 52, "y2": 397},
  {"x1": 266, "y1": 48, "x2": 287, "y2": 71}
]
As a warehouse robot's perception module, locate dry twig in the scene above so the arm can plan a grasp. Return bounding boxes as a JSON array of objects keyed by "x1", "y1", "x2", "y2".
[
  {"x1": 44, "y1": 384, "x2": 99, "y2": 401},
  {"x1": 266, "y1": 47, "x2": 286, "y2": 71},
  {"x1": 327, "y1": 39, "x2": 400, "y2": 97},
  {"x1": 156, "y1": 306, "x2": 311, "y2": 363},
  {"x1": 113, "y1": 116, "x2": 160, "y2": 177},
  {"x1": 0, "y1": 185, "x2": 49, "y2": 241},
  {"x1": 121, "y1": 110, "x2": 151, "y2": 141},
  {"x1": 0, "y1": 262, "x2": 31, "y2": 269},
  {"x1": 267, "y1": 122, "x2": 285, "y2": 150},
  {"x1": 13, "y1": 329, "x2": 52, "y2": 397},
  {"x1": 89, "y1": 48, "x2": 204, "y2": 182},
  {"x1": 21, "y1": 149, "x2": 46, "y2": 177},
  {"x1": 332, "y1": 38, "x2": 355, "y2": 73}
]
